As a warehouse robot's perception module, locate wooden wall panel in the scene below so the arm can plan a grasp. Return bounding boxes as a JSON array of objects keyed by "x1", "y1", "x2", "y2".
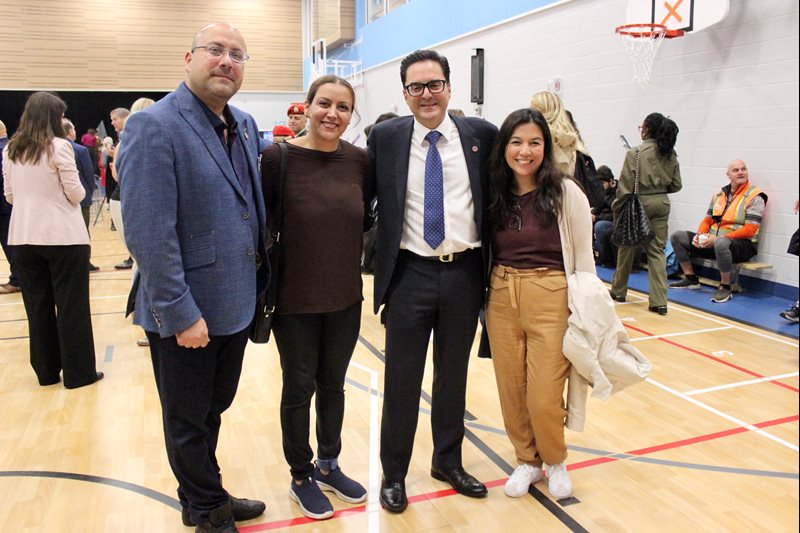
[{"x1": 0, "y1": 0, "x2": 302, "y2": 92}]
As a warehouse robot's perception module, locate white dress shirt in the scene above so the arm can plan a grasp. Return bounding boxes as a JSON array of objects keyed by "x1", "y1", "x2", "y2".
[{"x1": 400, "y1": 113, "x2": 480, "y2": 256}]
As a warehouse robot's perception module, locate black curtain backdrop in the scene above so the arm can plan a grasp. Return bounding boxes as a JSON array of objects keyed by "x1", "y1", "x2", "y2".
[{"x1": 0, "y1": 90, "x2": 169, "y2": 141}]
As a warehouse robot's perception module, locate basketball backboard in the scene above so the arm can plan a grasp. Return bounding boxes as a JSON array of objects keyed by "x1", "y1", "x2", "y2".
[{"x1": 626, "y1": 0, "x2": 730, "y2": 34}]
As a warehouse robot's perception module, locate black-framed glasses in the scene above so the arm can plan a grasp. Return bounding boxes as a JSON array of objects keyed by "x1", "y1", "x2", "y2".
[
  {"x1": 192, "y1": 45, "x2": 250, "y2": 64},
  {"x1": 404, "y1": 79, "x2": 447, "y2": 97},
  {"x1": 508, "y1": 197, "x2": 522, "y2": 231}
]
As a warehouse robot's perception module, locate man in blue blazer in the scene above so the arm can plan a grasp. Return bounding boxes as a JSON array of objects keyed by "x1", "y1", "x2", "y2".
[
  {"x1": 367, "y1": 49, "x2": 498, "y2": 513},
  {"x1": 0, "y1": 119, "x2": 21, "y2": 294},
  {"x1": 63, "y1": 118, "x2": 99, "y2": 271},
  {"x1": 117, "y1": 23, "x2": 267, "y2": 533}
]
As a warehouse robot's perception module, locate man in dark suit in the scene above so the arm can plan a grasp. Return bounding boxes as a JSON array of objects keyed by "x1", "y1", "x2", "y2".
[
  {"x1": 63, "y1": 118, "x2": 99, "y2": 271},
  {"x1": 117, "y1": 23, "x2": 267, "y2": 533},
  {"x1": 0, "y1": 119, "x2": 21, "y2": 294},
  {"x1": 367, "y1": 49, "x2": 498, "y2": 513}
]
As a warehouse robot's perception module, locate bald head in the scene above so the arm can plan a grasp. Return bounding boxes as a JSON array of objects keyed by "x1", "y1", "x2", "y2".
[
  {"x1": 726, "y1": 159, "x2": 749, "y2": 190},
  {"x1": 185, "y1": 23, "x2": 247, "y2": 115},
  {"x1": 0, "y1": 119, "x2": 6, "y2": 137}
]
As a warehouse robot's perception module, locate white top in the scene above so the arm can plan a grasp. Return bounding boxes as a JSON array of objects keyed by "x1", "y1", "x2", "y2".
[
  {"x1": 3, "y1": 138, "x2": 89, "y2": 245},
  {"x1": 401, "y1": 113, "x2": 480, "y2": 256}
]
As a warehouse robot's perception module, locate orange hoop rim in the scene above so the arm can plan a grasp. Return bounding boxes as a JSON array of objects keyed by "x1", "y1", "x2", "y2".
[{"x1": 615, "y1": 23, "x2": 684, "y2": 39}]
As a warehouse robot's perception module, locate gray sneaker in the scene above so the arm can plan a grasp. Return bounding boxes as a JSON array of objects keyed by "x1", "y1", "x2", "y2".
[
  {"x1": 669, "y1": 277, "x2": 701, "y2": 290},
  {"x1": 711, "y1": 286, "x2": 733, "y2": 303}
]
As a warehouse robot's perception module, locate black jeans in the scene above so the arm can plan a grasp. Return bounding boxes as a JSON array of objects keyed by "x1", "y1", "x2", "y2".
[
  {"x1": 272, "y1": 301, "x2": 362, "y2": 479},
  {"x1": 146, "y1": 328, "x2": 248, "y2": 524},
  {"x1": 14, "y1": 244, "x2": 96, "y2": 387}
]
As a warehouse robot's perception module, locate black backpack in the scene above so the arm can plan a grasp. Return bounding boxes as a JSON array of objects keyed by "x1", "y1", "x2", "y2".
[{"x1": 574, "y1": 151, "x2": 605, "y2": 210}]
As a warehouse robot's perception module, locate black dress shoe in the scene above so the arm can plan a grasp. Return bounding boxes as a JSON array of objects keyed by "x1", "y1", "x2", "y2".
[
  {"x1": 379, "y1": 477, "x2": 407, "y2": 513},
  {"x1": 648, "y1": 305, "x2": 668, "y2": 315},
  {"x1": 195, "y1": 502, "x2": 237, "y2": 533},
  {"x1": 430, "y1": 466, "x2": 487, "y2": 498},
  {"x1": 609, "y1": 290, "x2": 626, "y2": 303},
  {"x1": 183, "y1": 496, "x2": 266, "y2": 526}
]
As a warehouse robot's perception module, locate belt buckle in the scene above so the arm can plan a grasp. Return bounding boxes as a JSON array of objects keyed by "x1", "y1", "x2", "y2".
[{"x1": 439, "y1": 253, "x2": 455, "y2": 263}]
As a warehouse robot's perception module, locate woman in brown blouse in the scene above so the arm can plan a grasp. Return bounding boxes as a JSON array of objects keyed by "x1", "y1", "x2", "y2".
[
  {"x1": 486, "y1": 108, "x2": 594, "y2": 502},
  {"x1": 261, "y1": 74, "x2": 373, "y2": 520}
]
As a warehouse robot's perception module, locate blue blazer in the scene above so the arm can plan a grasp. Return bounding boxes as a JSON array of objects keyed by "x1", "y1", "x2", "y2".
[
  {"x1": 70, "y1": 140, "x2": 96, "y2": 208},
  {"x1": 0, "y1": 137, "x2": 10, "y2": 215},
  {"x1": 117, "y1": 82, "x2": 267, "y2": 337},
  {"x1": 367, "y1": 114, "x2": 498, "y2": 314}
]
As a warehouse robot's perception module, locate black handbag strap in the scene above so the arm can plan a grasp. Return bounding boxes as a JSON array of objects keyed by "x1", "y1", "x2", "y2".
[
  {"x1": 633, "y1": 148, "x2": 641, "y2": 195},
  {"x1": 266, "y1": 142, "x2": 289, "y2": 310}
]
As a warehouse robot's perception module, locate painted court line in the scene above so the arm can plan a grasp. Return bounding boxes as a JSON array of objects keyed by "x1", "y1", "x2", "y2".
[
  {"x1": 669, "y1": 304, "x2": 800, "y2": 348},
  {"x1": 349, "y1": 361, "x2": 381, "y2": 533},
  {"x1": 625, "y1": 323, "x2": 799, "y2": 393},
  {"x1": 646, "y1": 377, "x2": 799, "y2": 452},
  {"x1": 685, "y1": 371, "x2": 800, "y2": 396},
  {"x1": 630, "y1": 325, "x2": 734, "y2": 342}
]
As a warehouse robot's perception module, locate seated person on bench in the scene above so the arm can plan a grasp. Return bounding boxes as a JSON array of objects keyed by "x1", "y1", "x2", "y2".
[{"x1": 669, "y1": 159, "x2": 767, "y2": 303}]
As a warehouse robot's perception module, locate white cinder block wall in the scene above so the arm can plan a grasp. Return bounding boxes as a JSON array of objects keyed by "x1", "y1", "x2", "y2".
[{"x1": 350, "y1": 0, "x2": 799, "y2": 288}]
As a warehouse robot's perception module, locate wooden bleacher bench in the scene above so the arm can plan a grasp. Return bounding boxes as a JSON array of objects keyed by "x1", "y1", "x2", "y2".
[{"x1": 694, "y1": 259, "x2": 773, "y2": 292}]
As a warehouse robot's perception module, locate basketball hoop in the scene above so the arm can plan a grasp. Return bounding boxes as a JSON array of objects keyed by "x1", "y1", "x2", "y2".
[{"x1": 615, "y1": 23, "x2": 684, "y2": 87}]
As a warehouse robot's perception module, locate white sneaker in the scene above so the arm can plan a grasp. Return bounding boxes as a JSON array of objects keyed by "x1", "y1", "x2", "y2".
[
  {"x1": 545, "y1": 462, "x2": 573, "y2": 499},
  {"x1": 504, "y1": 464, "x2": 544, "y2": 497}
]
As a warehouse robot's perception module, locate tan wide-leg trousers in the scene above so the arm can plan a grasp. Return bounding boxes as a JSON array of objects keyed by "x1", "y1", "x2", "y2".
[{"x1": 486, "y1": 265, "x2": 570, "y2": 466}]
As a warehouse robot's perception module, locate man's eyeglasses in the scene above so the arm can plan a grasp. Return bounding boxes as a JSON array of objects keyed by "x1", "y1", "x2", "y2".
[
  {"x1": 404, "y1": 79, "x2": 447, "y2": 97},
  {"x1": 192, "y1": 45, "x2": 250, "y2": 64}
]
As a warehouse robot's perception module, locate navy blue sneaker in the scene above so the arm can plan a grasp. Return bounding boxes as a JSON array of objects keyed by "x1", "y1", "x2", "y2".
[
  {"x1": 289, "y1": 477, "x2": 334, "y2": 520},
  {"x1": 315, "y1": 465, "x2": 367, "y2": 503}
]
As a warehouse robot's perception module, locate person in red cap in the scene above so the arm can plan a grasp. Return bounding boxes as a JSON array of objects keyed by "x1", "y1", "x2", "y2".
[
  {"x1": 287, "y1": 103, "x2": 307, "y2": 137},
  {"x1": 272, "y1": 125, "x2": 295, "y2": 143}
]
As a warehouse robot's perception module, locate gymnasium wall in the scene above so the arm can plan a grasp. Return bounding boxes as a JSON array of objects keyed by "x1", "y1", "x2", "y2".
[
  {"x1": 346, "y1": 0, "x2": 800, "y2": 288},
  {"x1": 0, "y1": 0, "x2": 303, "y2": 92}
]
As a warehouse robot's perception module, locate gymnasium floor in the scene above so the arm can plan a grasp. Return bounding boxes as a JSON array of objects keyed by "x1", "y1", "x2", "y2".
[{"x1": 0, "y1": 212, "x2": 797, "y2": 532}]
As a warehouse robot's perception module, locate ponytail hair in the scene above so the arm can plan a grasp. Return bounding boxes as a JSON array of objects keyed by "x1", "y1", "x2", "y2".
[{"x1": 643, "y1": 112, "x2": 679, "y2": 158}]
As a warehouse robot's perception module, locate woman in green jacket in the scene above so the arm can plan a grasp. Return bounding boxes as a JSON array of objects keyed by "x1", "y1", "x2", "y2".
[{"x1": 610, "y1": 113, "x2": 682, "y2": 314}]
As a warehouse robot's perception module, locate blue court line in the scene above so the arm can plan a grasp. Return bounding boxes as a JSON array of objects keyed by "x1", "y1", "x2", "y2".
[{"x1": 0, "y1": 471, "x2": 180, "y2": 510}]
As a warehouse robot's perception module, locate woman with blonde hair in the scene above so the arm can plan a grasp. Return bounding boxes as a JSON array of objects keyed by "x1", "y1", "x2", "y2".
[
  {"x1": 530, "y1": 91, "x2": 579, "y2": 176},
  {"x1": 2, "y1": 91, "x2": 101, "y2": 388}
]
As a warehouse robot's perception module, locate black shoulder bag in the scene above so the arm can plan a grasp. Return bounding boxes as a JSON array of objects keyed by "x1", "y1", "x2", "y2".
[
  {"x1": 611, "y1": 148, "x2": 654, "y2": 247},
  {"x1": 249, "y1": 142, "x2": 288, "y2": 344}
]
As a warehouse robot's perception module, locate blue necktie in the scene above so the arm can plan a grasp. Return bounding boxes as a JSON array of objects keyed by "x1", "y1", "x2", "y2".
[{"x1": 423, "y1": 130, "x2": 444, "y2": 250}]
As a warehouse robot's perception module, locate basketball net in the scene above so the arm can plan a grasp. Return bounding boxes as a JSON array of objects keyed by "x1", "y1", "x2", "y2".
[{"x1": 616, "y1": 24, "x2": 668, "y2": 88}]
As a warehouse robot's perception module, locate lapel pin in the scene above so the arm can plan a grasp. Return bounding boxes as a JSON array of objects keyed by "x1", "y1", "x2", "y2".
[
  {"x1": 244, "y1": 130, "x2": 249, "y2": 141},
  {"x1": 472, "y1": 145, "x2": 478, "y2": 152}
]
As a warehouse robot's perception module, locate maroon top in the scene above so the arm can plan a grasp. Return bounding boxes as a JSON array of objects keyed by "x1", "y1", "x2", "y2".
[
  {"x1": 262, "y1": 141, "x2": 374, "y2": 314},
  {"x1": 492, "y1": 190, "x2": 564, "y2": 271}
]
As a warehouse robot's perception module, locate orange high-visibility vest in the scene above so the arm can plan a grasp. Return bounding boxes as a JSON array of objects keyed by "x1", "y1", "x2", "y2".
[{"x1": 709, "y1": 182, "x2": 765, "y2": 243}]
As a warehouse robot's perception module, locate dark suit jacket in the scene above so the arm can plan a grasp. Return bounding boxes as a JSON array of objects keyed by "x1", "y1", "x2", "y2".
[
  {"x1": 367, "y1": 114, "x2": 498, "y2": 314},
  {"x1": 70, "y1": 140, "x2": 96, "y2": 208},
  {"x1": 117, "y1": 82, "x2": 267, "y2": 337},
  {"x1": 0, "y1": 137, "x2": 10, "y2": 215}
]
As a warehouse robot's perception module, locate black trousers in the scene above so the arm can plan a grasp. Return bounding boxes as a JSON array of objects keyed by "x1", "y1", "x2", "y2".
[
  {"x1": 14, "y1": 244, "x2": 96, "y2": 387},
  {"x1": 0, "y1": 212, "x2": 20, "y2": 287},
  {"x1": 272, "y1": 302, "x2": 362, "y2": 479},
  {"x1": 380, "y1": 250, "x2": 484, "y2": 481},
  {"x1": 146, "y1": 328, "x2": 248, "y2": 524}
]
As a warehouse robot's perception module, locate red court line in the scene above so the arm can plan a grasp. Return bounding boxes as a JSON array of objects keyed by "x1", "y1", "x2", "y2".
[
  {"x1": 568, "y1": 414, "x2": 799, "y2": 471},
  {"x1": 240, "y1": 414, "x2": 798, "y2": 531},
  {"x1": 624, "y1": 323, "x2": 799, "y2": 393}
]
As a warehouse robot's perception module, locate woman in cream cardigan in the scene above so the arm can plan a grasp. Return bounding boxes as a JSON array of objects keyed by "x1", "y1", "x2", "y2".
[
  {"x1": 486, "y1": 108, "x2": 594, "y2": 501},
  {"x1": 2, "y1": 92, "x2": 101, "y2": 389}
]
